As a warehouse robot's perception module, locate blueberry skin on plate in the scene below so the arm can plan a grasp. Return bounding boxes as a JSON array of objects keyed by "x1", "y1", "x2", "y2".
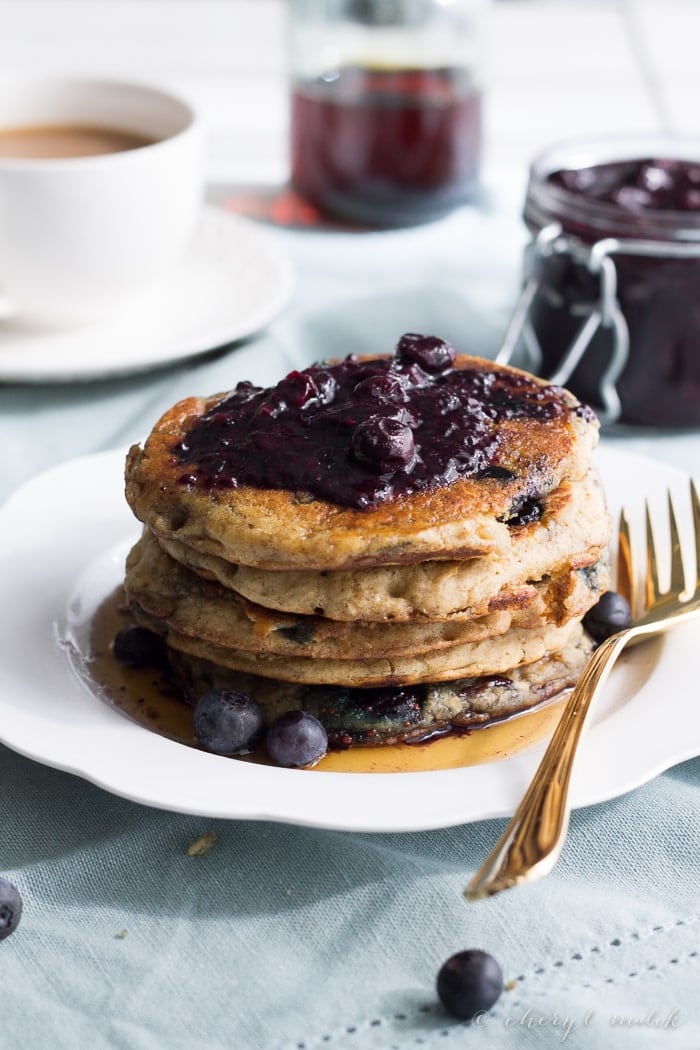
[
  {"x1": 436, "y1": 949, "x2": 504, "y2": 1021},
  {"x1": 0, "y1": 877, "x2": 23, "y2": 941},
  {"x1": 193, "y1": 689, "x2": 265, "y2": 756},
  {"x1": 265, "y1": 710, "x2": 328, "y2": 768}
]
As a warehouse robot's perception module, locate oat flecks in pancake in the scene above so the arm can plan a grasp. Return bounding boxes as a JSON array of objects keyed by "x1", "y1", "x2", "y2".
[
  {"x1": 156, "y1": 469, "x2": 610, "y2": 622},
  {"x1": 125, "y1": 530, "x2": 608, "y2": 660}
]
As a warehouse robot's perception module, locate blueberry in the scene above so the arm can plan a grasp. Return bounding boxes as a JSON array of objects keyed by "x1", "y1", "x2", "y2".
[
  {"x1": 507, "y1": 497, "x2": 543, "y2": 527},
  {"x1": 476, "y1": 466, "x2": 517, "y2": 482},
  {"x1": 265, "y1": 710, "x2": 328, "y2": 768},
  {"x1": 436, "y1": 949, "x2": 504, "y2": 1021},
  {"x1": 583, "y1": 590, "x2": 633, "y2": 642},
  {"x1": 611, "y1": 185, "x2": 654, "y2": 213},
  {"x1": 636, "y1": 163, "x2": 675, "y2": 196},
  {"x1": 0, "y1": 877, "x2": 22, "y2": 941},
  {"x1": 351, "y1": 416, "x2": 415, "y2": 472},
  {"x1": 193, "y1": 689, "x2": 265, "y2": 756},
  {"x1": 396, "y1": 333, "x2": 455, "y2": 373},
  {"x1": 353, "y1": 373, "x2": 408, "y2": 403},
  {"x1": 284, "y1": 369, "x2": 336, "y2": 411},
  {"x1": 113, "y1": 626, "x2": 165, "y2": 668},
  {"x1": 679, "y1": 188, "x2": 700, "y2": 210}
]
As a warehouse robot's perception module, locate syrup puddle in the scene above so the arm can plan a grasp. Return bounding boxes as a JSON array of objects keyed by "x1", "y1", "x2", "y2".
[{"x1": 80, "y1": 586, "x2": 570, "y2": 774}]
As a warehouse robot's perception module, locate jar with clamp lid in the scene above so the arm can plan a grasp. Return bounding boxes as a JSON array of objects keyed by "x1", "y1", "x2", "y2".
[
  {"x1": 498, "y1": 137, "x2": 700, "y2": 428},
  {"x1": 288, "y1": 0, "x2": 487, "y2": 226}
]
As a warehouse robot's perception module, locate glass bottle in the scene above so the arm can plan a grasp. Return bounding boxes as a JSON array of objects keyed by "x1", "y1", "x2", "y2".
[
  {"x1": 499, "y1": 136, "x2": 700, "y2": 428},
  {"x1": 288, "y1": 0, "x2": 487, "y2": 226}
]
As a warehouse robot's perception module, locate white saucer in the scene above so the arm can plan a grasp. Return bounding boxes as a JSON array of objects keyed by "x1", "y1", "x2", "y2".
[{"x1": 0, "y1": 205, "x2": 295, "y2": 382}]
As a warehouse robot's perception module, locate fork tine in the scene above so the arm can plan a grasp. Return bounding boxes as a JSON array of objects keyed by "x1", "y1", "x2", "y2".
[
  {"x1": 692, "y1": 480, "x2": 700, "y2": 595},
  {"x1": 644, "y1": 500, "x2": 661, "y2": 609},
  {"x1": 616, "y1": 508, "x2": 635, "y2": 613},
  {"x1": 666, "y1": 491, "x2": 686, "y2": 598}
]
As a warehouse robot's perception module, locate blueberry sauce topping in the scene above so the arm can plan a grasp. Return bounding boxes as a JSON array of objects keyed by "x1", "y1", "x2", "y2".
[
  {"x1": 173, "y1": 334, "x2": 579, "y2": 510},
  {"x1": 548, "y1": 157, "x2": 700, "y2": 213}
]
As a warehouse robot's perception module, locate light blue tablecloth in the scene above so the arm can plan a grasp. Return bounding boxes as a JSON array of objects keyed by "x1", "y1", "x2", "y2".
[{"x1": 1, "y1": 197, "x2": 698, "y2": 1049}]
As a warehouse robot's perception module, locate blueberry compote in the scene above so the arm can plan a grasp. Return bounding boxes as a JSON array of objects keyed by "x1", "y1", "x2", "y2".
[
  {"x1": 525, "y1": 149, "x2": 700, "y2": 427},
  {"x1": 173, "y1": 335, "x2": 578, "y2": 511},
  {"x1": 547, "y1": 157, "x2": 700, "y2": 214}
]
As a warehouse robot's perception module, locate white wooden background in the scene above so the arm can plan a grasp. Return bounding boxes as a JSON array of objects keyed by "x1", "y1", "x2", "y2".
[{"x1": 1, "y1": 0, "x2": 698, "y2": 187}]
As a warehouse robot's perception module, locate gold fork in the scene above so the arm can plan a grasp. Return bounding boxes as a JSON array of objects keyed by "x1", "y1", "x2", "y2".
[{"x1": 465, "y1": 479, "x2": 700, "y2": 901}]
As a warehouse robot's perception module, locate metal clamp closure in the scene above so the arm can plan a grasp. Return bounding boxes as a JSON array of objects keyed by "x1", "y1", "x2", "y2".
[{"x1": 497, "y1": 224, "x2": 700, "y2": 424}]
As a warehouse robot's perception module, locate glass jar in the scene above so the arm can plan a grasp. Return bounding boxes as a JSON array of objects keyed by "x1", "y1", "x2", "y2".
[
  {"x1": 287, "y1": 0, "x2": 487, "y2": 226},
  {"x1": 499, "y1": 137, "x2": 700, "y2": 428}
]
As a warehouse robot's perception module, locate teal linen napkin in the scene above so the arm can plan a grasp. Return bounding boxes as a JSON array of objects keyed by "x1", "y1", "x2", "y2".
[{"x1": 2, "y1": 744, "x2": 697, "y2": 1049}]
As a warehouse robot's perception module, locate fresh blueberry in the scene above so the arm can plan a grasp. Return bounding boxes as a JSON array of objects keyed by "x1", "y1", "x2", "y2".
[
  {"x1": 436, "y1": 949, "x2": 504, "y2": 1021},
  {"x1": 351, "y1": 416, "x2": 415, "y2": 472},
  {"x1": 113, "y1": 626, "x2": 165, "y2": 668},
  {"x1": 265, "y1": 710, "x2": 328, "y2": 768},
  {"x1": 0, "y1": 877, "x2": 22, "y2": 941},
  {"x1": 193, "y1": 689, "x2": 265, "y2": 755},
  {"x1": 583, "y1": 590, "x2": 633, "y2": 642},
  {"x1": 396, "y1": 333, "x2": 455, "y2": 373}
]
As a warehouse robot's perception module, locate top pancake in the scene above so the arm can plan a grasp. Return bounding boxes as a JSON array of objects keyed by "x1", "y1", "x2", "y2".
[{"x1": 124, "y1": 351, "x2": 599, "y2": 572}]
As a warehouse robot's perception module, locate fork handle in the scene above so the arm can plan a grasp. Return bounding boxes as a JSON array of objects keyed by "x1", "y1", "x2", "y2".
[{"x1": 465, "y1": 630, "x2": 631, "y2": 900}]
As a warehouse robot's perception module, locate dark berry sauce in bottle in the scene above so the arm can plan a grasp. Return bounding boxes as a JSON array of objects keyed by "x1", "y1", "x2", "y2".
[{"x1": 290, "y1": 66, "x2": 482, "y2": 226}]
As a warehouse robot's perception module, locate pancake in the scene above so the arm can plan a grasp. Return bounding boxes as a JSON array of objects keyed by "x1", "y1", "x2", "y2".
[
  {"x1": 124, "y1": 351, "x2": 600, "y2": 572},
  {"x1": 119, "y1": 335, "x2": 610, "y2": 758},
  {"x1": 157, "y1": 468, "x2": 610, "y2": 622},
  {"x1": 166, "y1": 627, "x2": 595, "y2": 746},
  {"x1": 129, "y1": 605, "x2": 581, "y2": 687},
  {"x1": 125, "y1": 529, "x2": 608, "y2": 660}
]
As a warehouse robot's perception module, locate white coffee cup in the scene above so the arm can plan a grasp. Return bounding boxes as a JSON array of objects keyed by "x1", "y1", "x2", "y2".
[{"x1": 0, "y1": 75, "x2": 203, "y2": 325}]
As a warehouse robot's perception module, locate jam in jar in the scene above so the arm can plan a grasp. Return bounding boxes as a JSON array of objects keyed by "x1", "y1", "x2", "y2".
[{"x1": 505, "y1": 137, "x2": 700, "y2": 428}]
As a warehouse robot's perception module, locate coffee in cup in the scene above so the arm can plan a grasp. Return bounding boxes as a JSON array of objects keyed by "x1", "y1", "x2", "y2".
[{"x1": 0, "y1": 75, "x2": 203, "y2": 325}]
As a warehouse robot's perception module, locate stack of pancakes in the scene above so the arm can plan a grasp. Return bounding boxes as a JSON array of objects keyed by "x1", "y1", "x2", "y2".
[{"x1": 123, "y1": 347, "x2": 611, "y2": 749}]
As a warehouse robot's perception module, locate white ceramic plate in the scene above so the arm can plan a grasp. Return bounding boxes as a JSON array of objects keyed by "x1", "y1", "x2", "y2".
[
  {"x1": 0, "y1": 446, "x2": 697, "y2": 832},
  {"x1": 0, "y1": 205, "x2": 294, "y2": 382}
]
